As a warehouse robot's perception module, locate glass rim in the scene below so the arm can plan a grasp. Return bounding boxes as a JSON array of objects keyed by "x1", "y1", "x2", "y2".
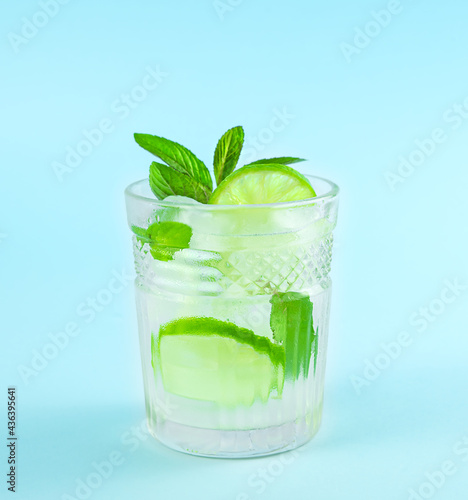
[{"x1": 125, "y1": 174, "x2": 339, "y2": 211}]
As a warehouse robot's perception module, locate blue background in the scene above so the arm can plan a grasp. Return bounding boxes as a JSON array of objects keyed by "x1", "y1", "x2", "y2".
[{"x1": 2, "y1": 0, "x2": 467, "y2": 499}]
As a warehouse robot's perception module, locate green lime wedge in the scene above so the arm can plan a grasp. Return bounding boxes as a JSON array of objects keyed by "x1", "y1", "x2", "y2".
[
  {"x1": 209, "y1": 164, "x2": 316, "y2": 205},
  {"x1": 153, "y1": 317, "x2": 285, "y2": 407}
]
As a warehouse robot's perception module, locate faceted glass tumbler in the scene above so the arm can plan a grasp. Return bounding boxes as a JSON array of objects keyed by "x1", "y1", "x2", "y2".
[{"x1": 124, "y1": 175, "x2": 339, "y2": 458}]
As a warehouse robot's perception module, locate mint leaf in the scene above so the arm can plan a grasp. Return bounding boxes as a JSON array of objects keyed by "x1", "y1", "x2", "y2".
[
  {"x1": 131, "y1": 225, "x2": 148, "y2": 239},
  {"x1": 213, "y1": 126, "x2": 244, "y2": 185},
  {"x1": 149, "y1": 161, "x2": 211, "y2": 203},
  {"x1": 146, "y1": 221, "x2": 192, "y2": 261},
  {"x1": 134, "y1": 133, "x2": 213, "y2": 191},
  {"x1": 133, "y1": 221, "x2": 192, "y2": 262},
  {"x1": 246, "y1": 157, "x2": 305, "y2": 167},
  {"x1": 270, "y1": 292, "x2": 316, "y2": 380},
  {"x1": 131, "y1": 225, "x2": 150, "y2": 246}
]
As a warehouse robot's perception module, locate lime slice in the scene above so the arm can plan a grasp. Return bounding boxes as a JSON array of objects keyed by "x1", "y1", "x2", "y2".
[
  {"x1": 153, "y1": 317, "x2": 284, "y2": 407},
  {"x1": 209, "y1": 164, "x2": 316, "y2": 205}
]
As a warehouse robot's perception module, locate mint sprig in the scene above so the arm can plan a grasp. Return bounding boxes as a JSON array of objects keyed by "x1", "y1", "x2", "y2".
[
  {"x1": 213, "y1": 126, "x2": 244, "y2": 186},
  {"x1": 132, "y1": 221, "x2": 192, "y2": 261},
  {"x1": 134, "y1": 127, "x2": 307, "y2": 204},
  {"x1": 134, "y1": 134, "x2": 213, "y2": 189},
  {"x1": 150, "y1": 161, "x2": 212, "y2": 203},
  {"x1": 134, "y1": 133, "x2": 213, "y2": 203}
]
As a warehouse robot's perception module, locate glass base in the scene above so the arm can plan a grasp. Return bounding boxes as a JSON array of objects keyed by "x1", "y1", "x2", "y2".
[{"x1": 147, "y1": 414, "x2": 322, "y2": 458}]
